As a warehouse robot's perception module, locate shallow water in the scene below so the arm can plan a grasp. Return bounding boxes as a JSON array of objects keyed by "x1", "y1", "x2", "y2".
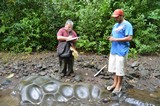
[
  {"x1": 126, "y1": 88, "x2": 160, "y2": 105},
  {"x1": 0, "y1": 88, "x2": 159, "y2": 106},
  {"x1": 0, "y1": 89, "x2": 19, "y2": 106}
]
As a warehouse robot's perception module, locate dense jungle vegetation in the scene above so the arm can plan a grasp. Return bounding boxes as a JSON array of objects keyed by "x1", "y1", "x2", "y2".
[{"x1": 0, "y1": 0, "x2": 160, "y2": 55}]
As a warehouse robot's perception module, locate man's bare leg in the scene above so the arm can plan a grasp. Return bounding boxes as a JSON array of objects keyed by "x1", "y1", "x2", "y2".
[
  {"x1": 112, "y1": 74, "x2": 118, "y2": 87},
  {"x1": 115, "y1": 76, "x2": 123, "y2": 90}
]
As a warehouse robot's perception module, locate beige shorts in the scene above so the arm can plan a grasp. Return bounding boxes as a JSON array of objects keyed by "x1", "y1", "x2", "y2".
[{"x1": 108, "y1": 54, "x2": 127, "y2": 76}]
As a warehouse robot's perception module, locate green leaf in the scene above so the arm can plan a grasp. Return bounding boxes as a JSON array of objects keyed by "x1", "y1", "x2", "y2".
[{"x1": 0, "y1": 25, "x2": 6, "y2": 33}]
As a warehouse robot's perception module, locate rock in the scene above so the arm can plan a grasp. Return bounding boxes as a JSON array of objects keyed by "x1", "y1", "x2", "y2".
[
  {"x1": 6, "y1": 73, "x2": 14, "y2": 79},
  {"x1": 83, "y1": 62, "x2": 94, "y2": 68},
  {"x1": 127, "y1": 72, "x2": 140, "y2": 79},
  {"x1": 13, "y1": 65, "x2": 18, "y2": 70},
  {"x1": 65, "y1": 79, "x2": 70, "y2": 82},
  {"x1": 48, "y1": 63, "x2": 54, "y2": 67},
  {"x1": 150, "y1": 93, "x2": 158, "y2": 98},
  {"x1": 31, "y1": 73, "x2": 37, "y2": 76},
  {"x1": 133, "y1": 67, "x2": 138, "y2": 70},
  {"x1": 130, "y1": 61, "x2": 139, "y2": 68},
  {"x1": 39, "y1": 71, "x2": 47, "y2": 76},
  {"x1": 74, "y1": 75, "x2": 82, "y2": 82},
  {"x1": 42, "y1": 64, "x2": 47, "y2": 70},
  {"x1": 3, "y1": 71, "x2": 8, "y2": 74},
  {"x1": 139, "y1": 69, "x2": 149, "y2": 77},
  {"x1": 23, "y1": 72, "x2": 28, "y2": 76},
  {"x1": 45, "y1": 69, "x2": 51, "y2": 74},
  {"x1": 74, "y1": 68, "x2": 78, "y2": 71},
  {"x1": 138, "y1": 64, "x2": 145, "y2": 71},
  {"x1": 100, "y1": 76, "x2": 110, "y2": 80},
  {"x1": 50, "y1": 73, "x2": 55, "y2": 78},
  {"x1": 11, "y1": 69, "x2": 17, "y2": 73},
  {"x1": 87, "y1": 78, "x2": 90, "y2": 81},
  {"x1": 152, "y1": 72, "x2": 160, "y2": 77},
  {"x1": 102, "y1": 98, "x2": 108, "y2": 103},
  {"x1": 85, "y1": 73, "x2": 88, "y2": 76},
  {"x1": 1, "y1": 79, "x2": 11, "y2": 86},
  {"x1": 71, "y1": 73, "x2": 75, "y2": 77},
  {"x1": 54, "y1": 69, "x2": 59, "y2": 73},
  {"x1": 15, "y1": 75, "x2": 19, "y2": 79},
  {"x1": 91, "y1": 78, "x2": 95, "y2": 81},
  {"x1": 37, "y1": 64, "x2": 42, "y2": 68}
]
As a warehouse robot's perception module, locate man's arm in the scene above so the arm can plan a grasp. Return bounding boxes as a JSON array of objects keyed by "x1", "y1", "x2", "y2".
[
  {"x1": 108, "y1": 35, "x2": 132, "y2": 42},
  {"x1": 57, "y1": 36, "x2": 72, "y2": 41}
]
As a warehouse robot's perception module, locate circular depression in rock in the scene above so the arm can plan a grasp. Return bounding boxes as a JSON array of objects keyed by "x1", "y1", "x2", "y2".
[
  {"x1": 74, "y1": 84, "x2": 89, "y2": 100},
  {"x1": 42, "y1": 81, "x2": 59, "y2": 93},
  {"x1": 55, "y1": 93, "x2": 68, "y2": 102},
  {"x1": 40, "y1": 94, "x2": 56, "y2": 106},
  {"x1": 91, "y1": 85, "x2": 101, "y2": 99},
  {"x1": 22, "y1": 84, "x2": 43, "y2": 104},
  {"x1": 59, "y1": 84, "x2": 74, "y2": 98}
]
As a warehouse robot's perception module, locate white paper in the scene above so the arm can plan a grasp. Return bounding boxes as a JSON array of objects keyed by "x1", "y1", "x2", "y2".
[{"x1": 66, "y1": 37, "x2": 79, "y2": 41}]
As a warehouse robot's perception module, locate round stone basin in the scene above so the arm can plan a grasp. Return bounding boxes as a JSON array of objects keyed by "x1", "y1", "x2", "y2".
[
  {"x1": 21, "y1": 84, "x2": 43, "y2": 104},
  {"x1": 59, "y1": 84, "x2": 74, "y2": 98},
  {"x1": 42, "y1": 81, "x2": 60, "y2": 93},
  {"x1": 40, "y1": 94, "x2": 55, "y2": 106},
  {"x1": 55, "y1": 93, "x2": 68, "y2": 102},
  {"x1": 74, "y1": 84, "x2": 90, "y2": 100},
  {"x1": 91, "y1": 85, "x2": 101, "y2": 99}
]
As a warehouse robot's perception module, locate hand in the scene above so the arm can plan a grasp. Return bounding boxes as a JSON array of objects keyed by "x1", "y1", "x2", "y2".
[
  {"x1": 106, "y1": 36, "x2": 111, "y2": 40},
  {"x1": 108, "y1": 36, "x2": 117, "y2": 41},
  {"x1": 66, "y1": 36, "x2": 72, "y2": 41}
]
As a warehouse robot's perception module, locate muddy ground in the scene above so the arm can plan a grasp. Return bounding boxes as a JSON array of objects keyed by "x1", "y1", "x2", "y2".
[{"x1": 0, "y1": 51, "x2": 160, "y2": 106}]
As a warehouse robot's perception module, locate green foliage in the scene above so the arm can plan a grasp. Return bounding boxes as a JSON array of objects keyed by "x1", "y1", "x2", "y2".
[
  {"x1": 0, "y1": 0, "x2": 58, "y2": 53},
  {"x1": 0, "y1": 0, "x2": 159, "y2": 55},
  {"x1": 128, "y1": 48, "x2": 138, "y2": 59},
  {"x1": 75, "y1": 0, "x2": 112, "y2": 54}
]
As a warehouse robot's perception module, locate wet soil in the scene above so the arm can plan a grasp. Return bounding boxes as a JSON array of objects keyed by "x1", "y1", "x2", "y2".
[{"x1": 0, "y1": 51, "x2": 160, "y2": 106}]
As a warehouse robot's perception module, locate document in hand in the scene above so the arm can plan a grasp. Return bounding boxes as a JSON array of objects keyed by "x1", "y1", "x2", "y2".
[{"x1": 66, "y1": 37, "x2": 79, "y2": 41}]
